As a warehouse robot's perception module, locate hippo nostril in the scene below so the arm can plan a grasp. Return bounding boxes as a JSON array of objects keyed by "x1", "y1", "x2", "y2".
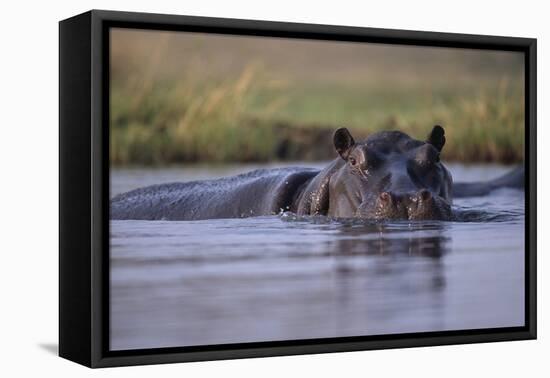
[{"x1": 418, "y1": 189, "x2": 432, "y2": 202}]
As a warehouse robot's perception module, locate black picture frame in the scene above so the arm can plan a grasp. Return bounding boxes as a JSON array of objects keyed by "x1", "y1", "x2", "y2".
[{"x1": 59, "y1": 9, "x2": 537, "y2": 368}]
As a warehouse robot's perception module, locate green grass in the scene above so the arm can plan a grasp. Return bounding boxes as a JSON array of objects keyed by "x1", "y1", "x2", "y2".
[{"x1": 111, "y1": 67, "x2": 524, "y2": 165}]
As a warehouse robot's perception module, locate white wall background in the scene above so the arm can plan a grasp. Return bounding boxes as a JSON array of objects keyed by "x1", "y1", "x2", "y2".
[{"x1": 0, "y1": 0, "x2": 546, "y2": 376}]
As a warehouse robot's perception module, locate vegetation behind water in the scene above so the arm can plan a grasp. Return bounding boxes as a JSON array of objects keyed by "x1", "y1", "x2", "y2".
[{"x1": 110, "y1": 29, "x2": 525, "y2": 165}]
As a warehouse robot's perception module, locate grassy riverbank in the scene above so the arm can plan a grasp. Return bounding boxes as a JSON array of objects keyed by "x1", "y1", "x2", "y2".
[{"x1": 110, "y1": 29, "x2": 525, "y2": 165}]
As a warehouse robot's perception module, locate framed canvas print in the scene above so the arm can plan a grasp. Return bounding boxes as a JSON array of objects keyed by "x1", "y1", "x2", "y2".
[{"x1": 59, "y1": 10, "x2": 536, "y2": 368}]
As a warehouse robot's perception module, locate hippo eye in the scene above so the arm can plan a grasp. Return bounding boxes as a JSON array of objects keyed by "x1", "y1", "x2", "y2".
[{"x1": 349, "y1": 157, "x2": 357, "y2": 166}]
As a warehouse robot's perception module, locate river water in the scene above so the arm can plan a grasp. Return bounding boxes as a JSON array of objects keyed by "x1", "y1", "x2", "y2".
[{"x1": 109, "y1": 162, "x2": 525, "y2": 351}]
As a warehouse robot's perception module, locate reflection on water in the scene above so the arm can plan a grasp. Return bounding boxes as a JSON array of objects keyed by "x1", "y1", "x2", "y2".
[{"x1": 110, "y1": 164, "x2": 525, "y2": 351}]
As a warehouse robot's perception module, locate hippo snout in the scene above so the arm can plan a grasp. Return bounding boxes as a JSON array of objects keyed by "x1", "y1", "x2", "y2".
[{"x1": 356, "y1": 190, "x2": 451, "y2": 221}]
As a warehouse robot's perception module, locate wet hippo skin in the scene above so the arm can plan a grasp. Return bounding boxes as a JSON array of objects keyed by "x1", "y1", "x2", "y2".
[{"x1": 110, "y1": 126, "x2": 524, "y2": 221}]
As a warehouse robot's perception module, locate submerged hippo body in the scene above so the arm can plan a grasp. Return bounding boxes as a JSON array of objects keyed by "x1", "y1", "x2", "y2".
[{"x1": 110, "y1": 126, "x2": 524, "y2": 221}]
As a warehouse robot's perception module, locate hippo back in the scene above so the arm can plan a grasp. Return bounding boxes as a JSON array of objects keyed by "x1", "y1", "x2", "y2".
[{"x1": 110, "y1": 167, "x2": 319, "y2": 220}]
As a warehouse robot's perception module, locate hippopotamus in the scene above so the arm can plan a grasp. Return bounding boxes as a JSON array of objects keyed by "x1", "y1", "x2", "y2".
[{"x1": 110, "y1": 126, "x2": 524, "y2": 221}]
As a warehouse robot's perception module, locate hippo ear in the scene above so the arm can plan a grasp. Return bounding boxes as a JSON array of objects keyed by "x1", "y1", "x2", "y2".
[
  {"x1": 333, "y1": 127, "x2": 355, "y2": 160},
  {"x1": 427, "y1": 125, "x2": 446, "y2": 152}
]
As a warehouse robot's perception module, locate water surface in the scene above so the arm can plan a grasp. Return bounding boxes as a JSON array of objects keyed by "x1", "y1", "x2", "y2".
[{"x1": 110, "y1": 163, "x2": 525, "y2": 350}]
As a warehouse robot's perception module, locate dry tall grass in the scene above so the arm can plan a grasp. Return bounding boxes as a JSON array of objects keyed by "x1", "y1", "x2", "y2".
[{"x1": 110, "y1": 29, "x2": 525, "y2": 165}]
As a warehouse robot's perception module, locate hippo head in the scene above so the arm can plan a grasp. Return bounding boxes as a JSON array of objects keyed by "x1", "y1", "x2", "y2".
[{"x1": 326, "y1": 126, "x2": 453, "y2": 220}]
